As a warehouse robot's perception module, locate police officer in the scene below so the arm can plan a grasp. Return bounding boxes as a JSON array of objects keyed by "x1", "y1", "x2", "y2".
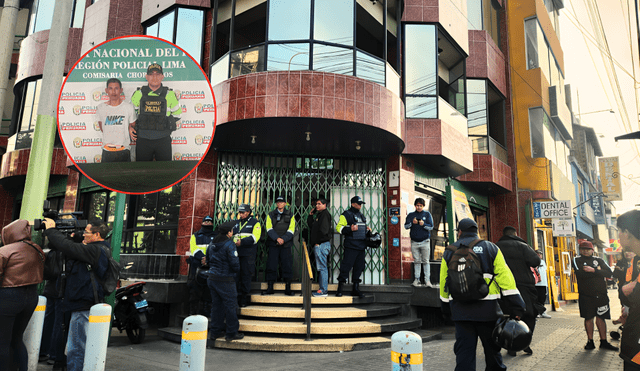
[
  {"x1": 130, "y1": 63, "x2": 181, "y2": 161},
  {"x1": 233, "y1": 204, "x2": 262, "y2": 307},
  {"x1": 187, "y1": 216, "x2": 217, "y2": 315},
  {"x1": 335, "y1": 196, "x2": 370, "y2": 298},
  {"x1": 262, "y1": 196, "x2": 296, "y2": 296}
]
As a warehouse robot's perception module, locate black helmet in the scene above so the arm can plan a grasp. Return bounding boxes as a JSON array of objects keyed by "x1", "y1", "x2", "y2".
[
  {"x1": 493, "y1": 317, "x2": 532, "y2": 351},
  {"x1": 366, "y1": 231, "x2": 382, "y2": 248}
]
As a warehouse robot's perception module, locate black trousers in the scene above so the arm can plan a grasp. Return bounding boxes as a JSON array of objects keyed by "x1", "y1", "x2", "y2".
[
  {"x1": 208, "y1": 278, "x2": 239, "y2": 335},
  {"x1": 536, "y1": 286, "x2": 548, "y2": 312},
  {"x1": 136, "y1": 136, "x2": 172, "y2": 161},
  {"x1": 102, "y1": 149, "x2": 131, "y2": 162},
  {"x1": 236, "y1": 254, "x2": 256, "y2": 297},
  {"x1": 454, "y1": 320, "x2": 506, "y2": 371},
  {"x1": 265, "y1": 244, "x2": 293, "y2": 281},
  {"x1": 338, "y1": 248, "x2": 366, "y2": 283}
]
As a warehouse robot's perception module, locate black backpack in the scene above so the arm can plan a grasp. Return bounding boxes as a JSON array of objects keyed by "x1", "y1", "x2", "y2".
[
  {"x1": 89, "y1": 242, "x2": 121, "y2": 301},
  {"x1": 445, "y1": 239, "x2": 494, "y2": 302}
]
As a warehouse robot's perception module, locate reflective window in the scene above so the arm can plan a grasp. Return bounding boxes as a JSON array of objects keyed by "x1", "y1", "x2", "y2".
[
  {"x1": 525, "y1": 18, "x2": 538, "y2": 69},
  {"x1": 356, "y1": 51, "x2": 385, "y2": 86},
  {"x1": 467, "y1": 79, "x2": 488, "y2": 139},
  {"x1": 313, "y1": 44, "x2": 353, "y2": 75},
  {"x1": 214, "y1": 0, "x2": 232, "y2": 61},
  {"x1": 234, "y1": 0, "x2": 266, "y2": 49},
  {"x1": 404, "y1": 24, "x2": 437, "y2": 118},
  {"x1": 467, "y1": 0, "x2": 500, "y2": 46},
  {"x1": 268, "y1": 0, "x2": 310, "y2": 41},
  {"x1": 145, "y1": 7, "x2": 204, "y2": 63},
  {"x1": 467, "y1": 79, "x2": 506, "y2": 160},
  {"x1": 230, "y1": 45, "x2": 265, "y2": 77},
  {"x1": 19, "y1": 80, "x2": 40, "y2": 133},
  {"x1": 386, "y1": 0, "x2": 399, "y2": 71},
  {"x1": 356, "y1": 0, "x2": 384, "y2": 58},
  {"x1": 529, "y1": 107, "x2": 551, "y2": 159},
  {"x1": 314, "y1": 0, "x2": 353, "y2": 45},
  {"x1": 525, "y1": 17, "x2": 563, "y2": 87},
  {"x1": 405, "y1": 96, "x2": 437, "y2": 119},
  {"x1": 267, "y1": 43, "x2": 310, "y2": 71}
]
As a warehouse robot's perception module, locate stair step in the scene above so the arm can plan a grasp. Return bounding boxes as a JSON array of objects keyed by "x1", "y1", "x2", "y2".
[
  {"x1": 249, "y1": 293, "x2": 374, "y2": 305},
  {"x1": 258, "y1": 283, "x2": 340, "y2": 291},
  {"x1": 238, "y1": 316, "x2": 421, "y2": 335},
  {"x1": 239, "y1": 304, "x2": 401, "y2": 319},
  {"x1": 158, "y1": 327, "x2": 441, "y2": 352}
]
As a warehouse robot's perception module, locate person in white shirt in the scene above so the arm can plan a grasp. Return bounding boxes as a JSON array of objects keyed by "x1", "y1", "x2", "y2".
[
  {"x1": 535, "y1": 250, "x2": 551, "y2": 318},
  {"x1": 96, "y1": 78, "x2": 136, "y2": 162}
]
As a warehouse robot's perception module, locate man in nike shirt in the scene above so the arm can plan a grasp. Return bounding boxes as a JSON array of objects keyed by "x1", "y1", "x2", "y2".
[{"x1": 96, "y1": 78, "x2": 136, "y2": 162}]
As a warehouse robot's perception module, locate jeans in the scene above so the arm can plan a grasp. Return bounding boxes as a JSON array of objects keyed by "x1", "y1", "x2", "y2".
[
  {"x1": 314, "y1": 242, "x2": 331, "y2": 294},
  {"x1": 40, "y1": 296, "x2": 56, "y2": 358},
  {"x1": 454, "y1": 320, "x2": 506, "y2": 371},
  {"x1": 0, "y1": 285, "x2": 38, "y2": 371},
  {"x1": 66, "y1": 310, "x2": 90, "y2": 371},
  {"x1": 208, "y1": 278, "x2": 239, "y2": 336}
]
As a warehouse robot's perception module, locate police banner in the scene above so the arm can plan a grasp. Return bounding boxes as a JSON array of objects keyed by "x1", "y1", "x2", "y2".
[{"x1": 58, "y1": 37, "x2": 215, "y2": 164}]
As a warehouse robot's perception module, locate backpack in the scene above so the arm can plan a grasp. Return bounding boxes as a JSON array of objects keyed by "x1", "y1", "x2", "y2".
[
  {"x1": 89, "y1": 242, "x2": 121, "y2": 302},
  {"x1": 445, "y1": 239, "x2": 494, "y2": 302},
  {"x1": 531, "y1": 267, "x2": 541, "y2": 284}
]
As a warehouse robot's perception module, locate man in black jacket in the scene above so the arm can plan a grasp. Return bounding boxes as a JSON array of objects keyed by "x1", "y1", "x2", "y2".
[
  {"x1": 309, "y1": 198, "x2": 332, "y2": 297},
  {"x1": 263, "y1": 196, "x2": 296, "y2": 296},
  {"x1": 572, "y1": 240, "x2": 618, "y2": 351},
  {"x1": 336, "y1": 196, "x2": 370, "y2": 298},
  {"x1": 496, "y1": 226, "x2": 540, "y2": 356},
  {"x1": 43, "y1": 219, "x2": 110, "y2": 371}
]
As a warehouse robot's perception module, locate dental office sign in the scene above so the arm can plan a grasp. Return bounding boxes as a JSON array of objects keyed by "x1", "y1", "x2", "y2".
[{"x1": 533, "y1": 200, "x2": 572, "y2": 219}]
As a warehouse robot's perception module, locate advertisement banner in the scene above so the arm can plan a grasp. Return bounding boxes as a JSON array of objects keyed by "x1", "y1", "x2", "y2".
[
  {"x1": 588, "y1": 192, "x2": 606, "y2": 225},
  {"x1": 552, "y1": 218, "x2": 574, "y2": 237},
  {"x1": 598, "y1": 157, "x2": 622, "y2": 201},
  {"x1": 453, "y1": 189, "x2": 473, "y2": 221}
]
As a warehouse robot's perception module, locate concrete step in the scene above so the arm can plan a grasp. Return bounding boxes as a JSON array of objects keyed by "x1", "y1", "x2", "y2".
[
  {"x1": 158, "y1": 327, "x2": 441, "y2": 352},
  {"x1": 257, "y1": 282, "x2": 340, "y2": 291},
  {"x1": 239, "y1": 304, "x2": 401, "y2": 319},
  {"x1": 238, "y1": 316, "x2": 421, "y2": 335},
  {"x1": 249, "y1": 293, "x2": 374, "y2": 305}
]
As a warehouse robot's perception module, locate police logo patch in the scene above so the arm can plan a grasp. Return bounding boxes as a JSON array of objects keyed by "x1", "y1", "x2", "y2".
[
  {"x1": 593, "y1": 261, "x2": 599, "y2": 267},
  {"x1": 234, "y1": 251, "x2": 238, "y2": 257},
  {"x1": 473, "y1": 246, "x2": 483, "y2": 254}
]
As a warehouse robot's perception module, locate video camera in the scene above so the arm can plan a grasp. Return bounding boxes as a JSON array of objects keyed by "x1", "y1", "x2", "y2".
[{"x1": 33, "y1": 200, "x2": 87, "y2": 240}]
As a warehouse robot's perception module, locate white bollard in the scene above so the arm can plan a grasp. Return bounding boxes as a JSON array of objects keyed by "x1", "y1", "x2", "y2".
[
  {"x1": 180, "y1": 315, "x2": 208, "y2": 371},
  {"x1": 391, "y1": 331, "x2": 422, "y2": 371},
  {"x1": 83, "y1": 303, "x2": 112, "y2": 371},
  {"x1": 23, "y1": 295, "x2": 46, "y2": 371}
]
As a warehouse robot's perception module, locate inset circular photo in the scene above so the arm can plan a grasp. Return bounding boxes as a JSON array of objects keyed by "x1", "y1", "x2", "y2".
[{"x1": 58, "y1": 35, "x2": 215, "y2": 194}]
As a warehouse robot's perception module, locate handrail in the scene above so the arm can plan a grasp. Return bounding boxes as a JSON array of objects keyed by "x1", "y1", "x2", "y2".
[{"x1": 302, "y1": 241, "x2": 313, "y2": 341}]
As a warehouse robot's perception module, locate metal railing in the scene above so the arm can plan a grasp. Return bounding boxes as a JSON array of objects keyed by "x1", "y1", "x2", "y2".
[{"x1": 302, "y1": 241, "x2": 313, "y2": 341}]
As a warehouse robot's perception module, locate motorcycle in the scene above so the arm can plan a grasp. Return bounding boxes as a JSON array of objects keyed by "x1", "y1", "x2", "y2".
[{"x1": 113, "y1": 281, "x2": 153, "y2": 344}]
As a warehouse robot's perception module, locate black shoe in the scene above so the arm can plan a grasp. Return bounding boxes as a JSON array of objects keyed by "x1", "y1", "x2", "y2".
[
  {"x1": 52, "y1": 361, "x2": 67, "y2": 371},
  {"x1": 507, "y1": 350, "x2": 517, "y2": 356},
  {"x1": 239, "y1": 295, "x2": 248, "y2": 308},
  {"x1": 336, "y1": 282, "x2": 344, "y2": 297},
  {"x1": 523, "y1": 346, "x2": 533, "y2": 355},
  {"x1": 600, "y1": 340, "x2": 619, "y2": 351},
  {"x1": 225, "y1": 332, "x2": 245, "y2": 341},
  {"x1": 210, "y1": 331, "x2": 225, "y2": 340},
  {"x1": 350, "y1": 282, "x2": 365, "y2": 298},
  {"x1": 262, "y1": 281, "x2": 275, "y2": 295},
  {"x1": 284, "y1": 280, "x2": 294, "y2": 296},
  {"x1": 585, "y1": 339, "x2": 595, "y2": 350},
  {"x1": 39, "y1": 354, "x2": 49, "y2": 362}
]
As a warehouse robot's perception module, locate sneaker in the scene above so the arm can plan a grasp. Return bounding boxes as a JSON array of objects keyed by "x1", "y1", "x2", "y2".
[
  {"x1": 584, "y1": 339, "x2": 595, "y2": 350},
  {"x1": 423, "y1": 282, "x2": 434, "y2": 288},
  {"x1": 540, "y1": 312, "x2": 552, "y2": 319},
  {"x1": 412, "y1": 279, "x2": 421, "y2": 287},
  {"x1": 312, "y1": 290, "x2": 328, "y2": 297},
  {"x1": 225, "y1": 332, "x2": 245, "y2": 342},
  {"x1": 600, "y1": 340, "x2": 619, "y2": 351},
  {"x1": 523, "y1": 346, "x2": 533, "y2": 355}
]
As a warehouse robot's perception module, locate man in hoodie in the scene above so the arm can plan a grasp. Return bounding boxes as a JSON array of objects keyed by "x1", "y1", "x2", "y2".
[
  {"x1": 404, "y1": 198, "x2": 434, "y2": 287},
  {"x1": 309, "y1": 198, "x2": 332, "y2": 297},
  {"x1": 335, "y1": 196, "x2": 370, "y2": 298},
  {"x1": 205, "y1": 222, "x2": 243, "y2": 341},
  {"x1": 496, "y1": 226, "x2": 541, "y2": 356},
  {"x1": 187, "y1": 216, "x2": 217, "y2": 315},
  {"x1": 43, "y1": 219, "x2": 111, "y2": 371},
  {"x1": 233, "y1": 204, "x2": 262, "y2": 307},
  {"x1": 262, "y1": 196, "x2": 296, "y2": 296}
]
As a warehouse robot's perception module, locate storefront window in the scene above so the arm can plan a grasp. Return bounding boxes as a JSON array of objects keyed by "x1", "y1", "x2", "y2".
[{"x1": 145, "y1": 7, "x2": 204, "y2": 63}]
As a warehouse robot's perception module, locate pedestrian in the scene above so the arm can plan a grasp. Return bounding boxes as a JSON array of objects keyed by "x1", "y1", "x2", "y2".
[
  {"x1": 571, "y1": 240, "x2": 619, "y2": 351},
  {"x1": 440, "y1": 218, "x2": 525, "y2": 371},
  {"x1": 0, "y1": 219, "x2": 44, "y2": 371},
  {"x1": 535, "y1": 250, "x2": 552, "y2": 319},
  {"x1": 335, "y1": 196, "x2": 370, "y2": 298},
  {"x1": 187, "y1": 216, "x2": 217, "y2": 315},
  {"x1": 96, "y1": 78, "x2": 136, "y2": 162},
  {"x1": 43, "y1": 219, "x2": 112, "y2": 371},
  {"x1": 262, "y1": 196, "x2": 296, "y2": 296},
  {"x1": 130, "y1": 63, "x2": 181, "y2": 161},
  {"x1": 232, "y1": 204, "x2": 262, "y2": 307},
  {"x1": 204, "y1": 222, "x2": 244, "y2": 341},
  {"x1": 309, "y1": 198, "x2": 332, "y2": 297},
  {"x1": 616, "y1": 209, "x2": 640, "y2": 370},
  {"x1": 404, "y1": 198, "x2": 434, "y2": 287},
  {"x1": 495, "y1": 226, "x2": 541, "y2": 356}
]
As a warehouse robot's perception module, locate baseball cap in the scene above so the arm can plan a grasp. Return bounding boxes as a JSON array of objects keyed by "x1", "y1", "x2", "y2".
[
  {"x1": 202, "y1": 215, "x2": 213, "y2": 223},
  {"x1": 216, "y1": 221, "x2": 236, "y2": 235},
  {"x1": 579, "y1": 241, "x2": 594, "y2": 250},
  {"x1": 147, "y1": 63, "x2": 163, "y2": 74},
  {"x1": 238, "y1": 204, "x2": 252, "y2": 213},
  {"x1": 275, "y1": 196, "x2": 286, "y2": 203},
  {"x1": 457, "y1": 218, "x2": 478, "y2": 232},
  {"x1": 350, "y1": 196, "x2": 365, "y2": 205}
]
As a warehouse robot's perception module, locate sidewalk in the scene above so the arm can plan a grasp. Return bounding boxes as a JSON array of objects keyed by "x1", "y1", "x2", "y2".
[{"x1": 37, "y1": 289, "x2": 626, "y2": 370}]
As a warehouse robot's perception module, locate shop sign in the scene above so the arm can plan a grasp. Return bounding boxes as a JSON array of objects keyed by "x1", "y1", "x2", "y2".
[
  {"x1": 533, "y1": 200, "x2": 572, "y2": 218},
  {"x1": 599, "y1": 157, "x2": 623, "y2": 201},
  {"x1": 453, "y1": 189, "x2": 473, "y2": 221},
  {"x1": 552, "y1": 218, "x2": 574, "y2": 237},
  {"x1": 589, "y1": 192, "x2": 606, "y2": 225}
]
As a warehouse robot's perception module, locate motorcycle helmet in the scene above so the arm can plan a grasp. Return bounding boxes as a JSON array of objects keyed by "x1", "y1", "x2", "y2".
[
  {"x1": 366, "y1": 231, "x2": 382, "y2": 248},
  {"x1": 493, "y1": 317, "x2": 532, "y2": 352}
]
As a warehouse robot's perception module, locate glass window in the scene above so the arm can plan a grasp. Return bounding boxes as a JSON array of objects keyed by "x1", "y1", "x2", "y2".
[
  {"x1": 356, "y1": 51, "x2": 385, "y2": 85},
  {"x1": 467, "y1": 79, "x2": 506, "y2": 158},
  {"x1": 467, "y1": 0, "x2": 483, "y2": 30},
  {"x1": 176, "y1": 8, "x2": 204, "y2": 62},
  {"x1": 543, "y1": 119, "x2": 557, "y2": 166},
  {"x1": 267, "y1": 43, "x2": 310, "y2": 71},
  {"x1": 405, "y1": 97, "x2": 437, "y2": 119},
  {"x1": 525, "y1": 18, "x2": 538, "y2": 70},
  {"x1": 19, "y1": 80, "x2": 41, "y2": 132},
  {"x1": 233, "y1": 0, "x2": 266, "y2": 50},
  {"x1": 313, "y1": 44, "x2": 353, "y2": 75},
  {"x1": 529, "y1": 107, "x2": 545, "y2": 158},
  {"x1": 404, "y1": 24, "x2": 437, "y2": 118},
  {"x1": 214, "y1": 0, "x2": 231, "y2": 61},
  {"x1": 230, "y1": 45, "x2": 265, "y2": 77},
  {"x1": 356, "y1": 0, "x2": 384, "y2": 58},
  {"x1": 386, "y1": 0, "x2": 399, "y2": 71},
  {"x1": 72, "y1": 0, "x2": 86, "y2": 28},
  {"x1": 29, "y1": 0, "x2": 54, "y2": 34},
  {"x1": 467, "y1": 79, "x2": 488, "y2": 136},
  {"x1": 157, "y1": 12, "x2": 175, "y2": 42},
  {"x1": 467, "y1": 0, "x2": 499, "y2": 46},
  {"x1": 314, "y1": 0, "x2": 353, "y2": 45},
  {"x1": 268, "y1": 0, "x2": 311, "y2": 41}
]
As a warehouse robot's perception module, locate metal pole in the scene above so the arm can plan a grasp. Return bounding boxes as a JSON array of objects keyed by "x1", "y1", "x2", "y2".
[
  {"x1": 302, "y1": 242, "x2": 312, "y2": 341},
  {"x1": 391, "y1": 331, "x2": 423, "y2": 370},
  {"x1": 83, "y1": 303, "x2": 112, "y2": 371},
  {"x1": 445, "y1": 179, "x2": 455, "y2": 244},
  {"x1": 180, "y1": 315, "x2": 208, "y2": 371},
  {"x1": 23, "y1": 295, "x2": 46, "y2": 371},
  {"x1": 105, "y1": 192, "x2": 126, "y2": 308},
  {"x1": 19, "y1": 0, "x2": 73, "y2": 228},
  {"x1": 0, "y1": 0, "x2": 20, "y2": 122}
]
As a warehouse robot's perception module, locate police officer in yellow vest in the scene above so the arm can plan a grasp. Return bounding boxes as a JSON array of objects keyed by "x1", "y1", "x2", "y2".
[
  {"x1": 130, "y1": 63, "x2": 181, "y2": 161},
  {"x1": 187, "y1": 216, "x2": 217, "y2": 314},
  {"x1": 262, "y1": 196, "x2": 296, "y2": 296},
  {"x1": 233, "y1": 204, "x2": 262, "y2": 307}
]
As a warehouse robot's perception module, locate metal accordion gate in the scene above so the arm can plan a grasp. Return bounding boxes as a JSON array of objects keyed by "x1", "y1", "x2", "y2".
[{"x1": 214, "y1": 152, "x2": 388, "y2": 285}]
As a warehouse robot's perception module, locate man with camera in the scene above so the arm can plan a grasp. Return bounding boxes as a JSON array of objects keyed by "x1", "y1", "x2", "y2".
[{"x1": 43, "y1": 219, "x2": 111, "y2": 371}]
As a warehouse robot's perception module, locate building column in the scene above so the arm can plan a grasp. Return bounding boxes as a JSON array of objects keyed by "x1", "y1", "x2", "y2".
[{"x1": 0, "y1": 0, "x2": 19, "y2": 122}]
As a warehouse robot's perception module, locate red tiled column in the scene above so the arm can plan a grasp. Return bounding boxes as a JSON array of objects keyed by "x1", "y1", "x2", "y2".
[{"x1": 0, "y1": 185, "x2": 14, "y2": 230}]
